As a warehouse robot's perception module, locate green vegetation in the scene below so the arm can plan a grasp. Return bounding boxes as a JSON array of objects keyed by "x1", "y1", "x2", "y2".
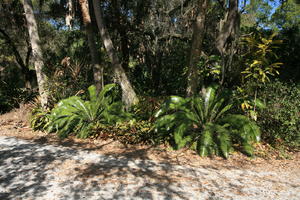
[
  {"x1": 257, "y1": 80, "x2": 300, "y2": 149},
  {"x1": 241, "y1": 33, "x2": 282, "y2": 83},
  {"x1": 154, "y1": 85, "x2": 260, "y2": 158},
  {"x1": 1, "y1": 0, "x2": 300, "y2": 158},
  {"x1": 91, "y1": 120, "x2": 154, "y2": 145},
  {"x1": 47, "y1": 84, "x2": 130, "y2": 138},
  {"x1": 30, "y1": 104, "x2": 51, "y2": 131}
]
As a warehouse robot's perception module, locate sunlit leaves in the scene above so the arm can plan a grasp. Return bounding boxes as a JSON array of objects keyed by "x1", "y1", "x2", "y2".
[
  {"x1": 47, "y1": 84, "x2": 130, "y2": 138},
  {"x1": 154, "y1": 85, "x2": 261, "y2": 158},
  {"x1": 241, "y1": 33, "x2": 283, "y2": 83}
]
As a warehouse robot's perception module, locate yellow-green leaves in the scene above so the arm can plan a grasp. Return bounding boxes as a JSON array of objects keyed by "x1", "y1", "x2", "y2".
[
  {"x1": 241, "y1": 33, "x2": 283, "y2": 83},
  {"x1": 239, "y1": 33, "x2": 282, "y2": 120}
]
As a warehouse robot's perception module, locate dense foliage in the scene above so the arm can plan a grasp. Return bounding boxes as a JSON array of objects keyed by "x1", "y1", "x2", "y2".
[
  {"x1": 47, "y1": 84, "x2": 130, "y2": 138},
  {"x1": 0, "y1": 81, "x2": 36, "y2": 114},
  {"x1": 257, "y1": 80, "x2": 300, "y2": 149},
  {"x1": 154, "y1": 85, "x2": 260, "y2": 158},
  {"x1": 1, "y1": 0, "x2": 300, "y2": 157}
]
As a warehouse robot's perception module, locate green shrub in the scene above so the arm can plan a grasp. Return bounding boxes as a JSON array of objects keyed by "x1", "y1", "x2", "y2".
[
  {"x1": 257, "y1": 80, "x2": 300, "y2": 149},
  {"x1": 30, "y1": 106, "x2": 51, "y2": 131},
  {"x1": 154, "y1": 85, "x2": 260, "y2": 158},
  {"x1": 91, "y1": 120, "x2": 154, "y2": 145},
  {"x1": 47, "y1": 84, "x2": 131, "y2": 139}
]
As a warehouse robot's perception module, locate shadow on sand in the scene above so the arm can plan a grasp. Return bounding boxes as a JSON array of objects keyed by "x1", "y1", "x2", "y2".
[{"x1": 0, "y1": 137, "x2": 201, "y2": 199}]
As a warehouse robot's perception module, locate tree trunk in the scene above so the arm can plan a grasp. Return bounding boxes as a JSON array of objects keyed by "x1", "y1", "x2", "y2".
[
  {"x1": 186, "y1": 0, "x2": 209, "y2": 96},
  {"x1": 79, "y1": 0, "x2": 103, "y2": 92},
  {"x1": 91, "y1": 0, "x2": 138, "y2": 107},
  {"x1": 216, "y1": 0, "x2": 240, "y2": 84},
  {"x1": 23, "y1": 0, "x2": 49, "y2": 108}
]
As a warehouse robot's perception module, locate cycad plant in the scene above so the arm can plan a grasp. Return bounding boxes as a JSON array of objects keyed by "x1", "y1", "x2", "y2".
[
  {"x1": 47, "y1": 84, "x2": 131, "y2": 138},
  {"x1": 30, "y1": 107, "x2": 51, "y2": 131},
  {"x1": 154, "y1": 85, "x2": 260, "y2": 158}
]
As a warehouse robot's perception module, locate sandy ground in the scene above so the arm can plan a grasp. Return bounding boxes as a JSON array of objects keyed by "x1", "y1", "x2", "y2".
[
  {"x1": 0, "y1": 136, "x2": 299, "y2": 200},
  {"x1": 0, "y1": 106, "x2": 300, "y2": 199}
]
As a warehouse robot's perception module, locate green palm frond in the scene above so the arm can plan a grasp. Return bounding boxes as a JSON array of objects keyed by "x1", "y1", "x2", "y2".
[
  {"x1": 154, "y1": 96, "x2": 190, "y2": 118},
  {"x1": 220, "y1": 114, "x2": 261, "y2": 143},
  {"x1": 30, "y1": 107, "x2": 51, "y2": 131},
  {"x1": 174, "y1": 123, "x2": 192, "y2": 149},
  {"x1": 196, "y1": 123, "x2": 214, "y2": 157},
  {"x1": 154, "y1": 85, "x2": 261, "y2": 158},
  {"x1": 47, "y1": 84, "x2": 131, "y2": 138},
  {"x1": 215, "y1": 124, "x2": 231, "y2": 158}
]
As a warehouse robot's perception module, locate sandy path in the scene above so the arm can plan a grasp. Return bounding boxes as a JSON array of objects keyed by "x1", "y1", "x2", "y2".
[{"x1": 0, "y1": 136, "x2": 300, "y2": 200}]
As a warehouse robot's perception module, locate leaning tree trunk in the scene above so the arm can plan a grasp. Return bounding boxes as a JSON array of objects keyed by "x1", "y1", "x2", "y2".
[
  {"x1": 23, "y1": 0, "x2": 49, "y2": 108},
  {"x1": 91, "y1": 0, "x2": 138, "y2": 107},
  {"x1": 186, "y1": 0, "x2": 209, "y2": 97},
  {"x1": 79, "y1": 0, "x2": 103, "y2": 92},
  {"x1": 216, "y1": 0, "x2": 240, "y2": 84}
]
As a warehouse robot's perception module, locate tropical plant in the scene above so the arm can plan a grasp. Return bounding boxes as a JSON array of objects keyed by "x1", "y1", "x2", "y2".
[
  {"x1": 47, "y1": 84, "x2": 131, "y2": 138},
  {"x1": 30, "y1": 106, "x2": 51, "y2": 131},
  {"x1": 154, "y1": 85, "x2": 260, "y2": 158},
  {"x1": 241, "y1": 32, "x2": 283, "y2": 83},
  {"x1": 234, "y1": 84, "x2": 266, "y2": 121},
  {"x1": 131, "y1": 96, "x2": 167, "y2": 120},
  {"x1": 237, "y1": 32, "x2": 282, "y2": 120}
]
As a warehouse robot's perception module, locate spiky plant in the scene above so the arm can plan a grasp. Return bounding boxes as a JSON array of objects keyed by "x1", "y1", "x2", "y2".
[
  {"x1": 47, "y1": 84, "x2": 131, "y2": 138},
  {"x1": 154, "y1": 85, "x2": 260, "y2": 158},
  {"x1": 30, "y1": 97, "x2": 51, "y2": 131},
  {"x1": 30, "y1": 107, "x2": 51, "y2": 131}
]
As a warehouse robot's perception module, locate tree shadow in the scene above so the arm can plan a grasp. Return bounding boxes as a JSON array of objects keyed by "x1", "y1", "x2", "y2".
[
  {"x1": 0, "y1": 137, "x2": 80, "y2": 200},
  {"x1": 1, "y1": 136, "x2": 298, "y2": 200},
  {"x1": 58, "y1": 148, "x2": 195, "y2": 200},
  {"x1": 33, "y1": 135, "x2": 115, "y2": 151},
  {"x1": 0, "y1": 136, "x2": 200, "y2": 199}
]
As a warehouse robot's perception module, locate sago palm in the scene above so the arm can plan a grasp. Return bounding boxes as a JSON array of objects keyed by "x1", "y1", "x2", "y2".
[
  {"x1": 47, "y1": 84, "x2": 131, "y2": 138},
  {"x1": 154, "y1": 85, "x2": 260, "y2": 158}
]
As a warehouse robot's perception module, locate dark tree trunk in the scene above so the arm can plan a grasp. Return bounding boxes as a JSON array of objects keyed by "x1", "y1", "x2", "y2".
[
  {"x1": 92, "y1": 0, "x2": 138, "y2": 107},
  {"x1": 111, "y1": 0, "x2": 130, "y2": 71},
  {"x1": 186, "y1": 0, "x2": 209, "y2": 96},
  {"x1": 216, "y1": 0, "x2": 240, "y2": 84},
  {"x1": 79, "y1": 0, "x2": 103, "y2": 92}
]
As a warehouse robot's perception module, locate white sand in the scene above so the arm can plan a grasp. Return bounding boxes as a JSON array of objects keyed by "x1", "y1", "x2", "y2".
[{"x1": 0, "y1": 136, "x2": 299, "y2": 200}]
